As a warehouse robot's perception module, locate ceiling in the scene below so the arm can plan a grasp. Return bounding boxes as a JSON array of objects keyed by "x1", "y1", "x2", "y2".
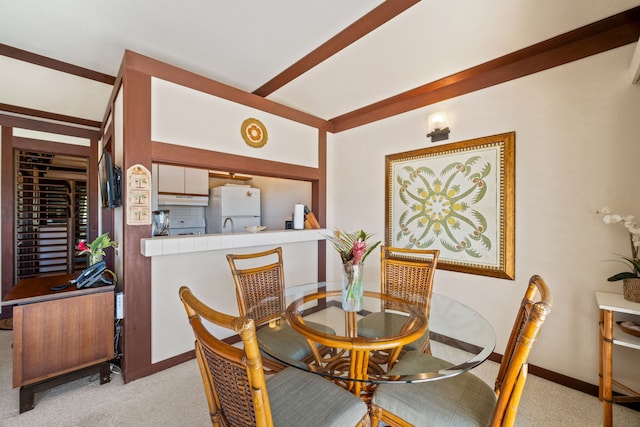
[{"x1": 1, "y1": 0, "x2": 640, "y2": 129}]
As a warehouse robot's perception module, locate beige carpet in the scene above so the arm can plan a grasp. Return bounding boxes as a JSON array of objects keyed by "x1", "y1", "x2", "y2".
[{"x1": 1, "y1": 329, "x2": 639, "y2": 426}]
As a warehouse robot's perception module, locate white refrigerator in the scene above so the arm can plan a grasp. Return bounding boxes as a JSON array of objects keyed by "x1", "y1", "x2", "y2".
[{"x1": 205, "y1": 185, "x2": 261, "y2": 233}]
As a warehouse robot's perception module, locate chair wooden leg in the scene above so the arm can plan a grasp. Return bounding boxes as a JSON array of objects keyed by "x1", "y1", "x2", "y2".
[{"x1": 370, "y1": 403, "x2": 382, "y2": 427}]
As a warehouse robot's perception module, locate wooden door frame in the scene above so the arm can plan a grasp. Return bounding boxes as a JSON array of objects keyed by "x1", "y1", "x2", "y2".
[{"x1": 1, "y1": 120, "x2": 100, "y2": 317}]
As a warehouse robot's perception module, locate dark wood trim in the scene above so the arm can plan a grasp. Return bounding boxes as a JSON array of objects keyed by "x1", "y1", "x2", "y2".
[
  {"x1": 120, "y1": 68, "x2": 153, "y2": 384},
  {"x1": 0, "y1": 43, "x2": 116, "y2": 85},
  {"x1": 151, "y1": 141, "x2": 321, "y2": 182},
  {"x1": 122, "y1": 50, "x2": 331, "y2": 131},
  {"x1": 100, "y1": 58, "x2": 126, "y2": 135},
  {"x1": 12, "y1": 136, "x2": 92, "y2": 155},
  {"x1": 102, "y1": 121, "x2": 114, "y2": 153},
  {"x1": 252, "y1": 0, "x2": 420, "y2": 97},
  {"x1": 316, "y1": 129, "x2": 327, "y2": 282},
  {"x1": 1, "y1": 126, "x2": 15, "y2": 317},
  {"x1": 0, "y1": 103, "x2": 101, "y2": 129},
  {"x1": 125, "y1": 350, "x2": 196, "y2": 381},
  {"x1": 488, "y1": 352, "x2": 599, "y2": 397},
  {"x1": 330, "y1": 6, "x2": 640, "y2": 132},
  {"x1": 1, "y1": 132, "x2": 96, "y2": 317},
  {"x1": 119, "y1": 48, "x2": 329, "y2": 382},
  {"x1": 0, "y1": 113, "x2": 101, "y2": 140}
]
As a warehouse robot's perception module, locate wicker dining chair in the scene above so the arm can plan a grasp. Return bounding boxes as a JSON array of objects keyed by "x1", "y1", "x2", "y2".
[
  {"x1": 357, "y1": 246, "x2": 439, "y2": 362},
  {"x1": 369, "y1": 274, "x2": 553, "y2": 427},
  {"x1": 179, "y1": 286, "x2": 370, "y2": 427},
  {"x1": 226, "y1": 246, "x2": 334, "y2": 371}
]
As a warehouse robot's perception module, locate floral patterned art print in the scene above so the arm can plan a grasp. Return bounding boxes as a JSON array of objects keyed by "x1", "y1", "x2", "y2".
[{"x1": 385, "y1": 132, "x2": 515, "y2": 279}]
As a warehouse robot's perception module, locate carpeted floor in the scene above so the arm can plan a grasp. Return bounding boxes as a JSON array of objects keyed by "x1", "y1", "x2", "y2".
[{"x1": 1, "y1": 328, "x2": 639, "y2": 426}]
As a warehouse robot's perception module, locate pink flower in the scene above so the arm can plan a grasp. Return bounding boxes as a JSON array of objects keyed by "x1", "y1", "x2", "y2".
[
  {"x1": 352, "y1": 239, "x2": 366, "y2": 265},
  {"x1": 77, "y1": 241, "x2": 89, "y2": 252}
]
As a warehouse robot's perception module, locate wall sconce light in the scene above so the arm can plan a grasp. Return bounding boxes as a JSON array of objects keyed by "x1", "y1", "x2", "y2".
[{"x1": 426, "y1": 112, "x2": 450, "y2": 142}]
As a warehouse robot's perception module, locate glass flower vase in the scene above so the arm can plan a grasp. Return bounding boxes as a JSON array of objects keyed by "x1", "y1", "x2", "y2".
[
  {"x1": 342, "y1": 262, "x2": 364, "y2": 312},
  {"x1": 89, "y1": 253, "x2": 103, "y2": 266}
]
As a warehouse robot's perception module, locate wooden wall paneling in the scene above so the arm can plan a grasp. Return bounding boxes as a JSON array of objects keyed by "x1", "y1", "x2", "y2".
[
  {"x1": 151, "y1": 142, "x2": 321, "y2": 182},
  {"x1": 120, "y1": 69, "x2": 153, "y2": 383},
  {"x1": 1, "y1": 126, "x2": 14, "y2": 312},
  {"x1": 315, "y1": 128, "x2": 327, "y2": 282}
]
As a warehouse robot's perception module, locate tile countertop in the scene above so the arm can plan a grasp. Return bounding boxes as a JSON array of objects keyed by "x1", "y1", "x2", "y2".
[{"x1": 140, "y1": 228, "x2": 330, "y2": 257}]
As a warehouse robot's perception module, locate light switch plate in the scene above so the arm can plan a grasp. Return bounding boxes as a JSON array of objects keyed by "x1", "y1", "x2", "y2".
[{"x1": 115, "y1": 292, "x2": 124, "y2": 319}]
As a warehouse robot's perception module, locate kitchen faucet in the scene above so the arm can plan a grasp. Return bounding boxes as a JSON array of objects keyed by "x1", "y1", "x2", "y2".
[{"x1": 223, "y1": 217, "x2": 235, "y2": 233}]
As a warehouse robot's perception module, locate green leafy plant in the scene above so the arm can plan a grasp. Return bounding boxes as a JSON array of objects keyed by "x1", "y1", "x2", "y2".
[
  {"x1": 324, "y1": 229, "x2": 381, "y2": 265},
  {"x1": 77, "y1": 232, "x2": 118, "y2": 264},
  {"x1": 597, "y1": 207, "x2": 640, "y2": 281}
]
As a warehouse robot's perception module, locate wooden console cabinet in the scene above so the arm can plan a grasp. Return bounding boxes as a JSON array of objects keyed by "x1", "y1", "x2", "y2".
[{"x1": 2, "y1": 274, "x2": 115, "y2": 412}]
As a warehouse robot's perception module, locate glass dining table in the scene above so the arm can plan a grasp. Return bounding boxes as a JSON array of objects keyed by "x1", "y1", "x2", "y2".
[{"x1": 257, "y1": 281, "x2": 496, "y2": 399}]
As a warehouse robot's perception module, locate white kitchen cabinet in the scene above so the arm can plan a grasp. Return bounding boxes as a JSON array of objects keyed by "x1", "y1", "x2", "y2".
[
  {"x1": 157, "y1": 164, "x2": 208, "y2": 195},
  {"x1": 184, "y1": 167, "x2": 209, "y2": 195}
]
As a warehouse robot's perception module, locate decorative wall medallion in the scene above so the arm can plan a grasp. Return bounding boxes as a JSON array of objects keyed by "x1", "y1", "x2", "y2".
[{"x1": 241, "y1": 118, "x2": 268, "y2": 148}]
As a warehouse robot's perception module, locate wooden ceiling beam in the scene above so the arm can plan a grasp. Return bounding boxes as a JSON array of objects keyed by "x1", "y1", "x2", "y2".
[
  {"x1": 0, "y1": 43, "x2": 116, "y2": 85},
  {"x1": 330, "y1": 6, "x2": 640, "y2": 133},
  {"x1": 0, "y1": 103, "x2": 101, "y2": 130},
  {"x1": 252, "y1": 0, "x2": 420, "y2": 97},
  {"x1": 0, "y1": 113, "x2": 101, "y2": 140}
]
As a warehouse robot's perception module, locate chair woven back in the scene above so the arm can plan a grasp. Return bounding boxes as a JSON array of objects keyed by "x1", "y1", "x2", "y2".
[
  {"x1": 491, "y1": 274, "x2": 553, "y2": 426},
  {"x1": 227, "y1": 247, "x2": 286, "y2": 325},
  {"x1": 380, "y1": 246, "x2": 439, "y2": 312},
  {"x1": 179, "y1": 286, "x2": 272, "y2": 427}
]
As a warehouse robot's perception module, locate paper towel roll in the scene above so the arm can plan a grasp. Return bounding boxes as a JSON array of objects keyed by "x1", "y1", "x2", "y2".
[{"x1": 293, "y1": 204, "x2": 305, "y2": 229}]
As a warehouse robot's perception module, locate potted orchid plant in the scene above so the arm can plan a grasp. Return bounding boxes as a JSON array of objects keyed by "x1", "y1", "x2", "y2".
[
  {"x1": 597, "y1": 207, "x2": 640, "y2": 302},
  {"x1": 324, "y1": 229, "x2": 380, "y2": 311}
]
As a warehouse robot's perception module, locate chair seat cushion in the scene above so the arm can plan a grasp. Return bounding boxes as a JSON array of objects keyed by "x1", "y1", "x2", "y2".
[
  {"x1": 357, "y1": 311, "x2": 429, "y2": 351},
  {"x1": 258, "y1": 321, "x2": 335, "y2": 361},
  {"x1": 267, "y1": 367, "x2": 368, "y2": 427},
  {"x1": 372, "y1": 351, "x2": 497, "y2": 426}
]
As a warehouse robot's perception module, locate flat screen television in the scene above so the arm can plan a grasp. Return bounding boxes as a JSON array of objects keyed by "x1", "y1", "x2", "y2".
[{"x1": 100, "y1": 151, "x2": 122, "y2": 208}]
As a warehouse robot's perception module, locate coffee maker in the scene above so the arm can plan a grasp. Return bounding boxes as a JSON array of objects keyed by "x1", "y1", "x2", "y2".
[{"x1": 152, "y1": 210, "x2": 170, "y2": 236}]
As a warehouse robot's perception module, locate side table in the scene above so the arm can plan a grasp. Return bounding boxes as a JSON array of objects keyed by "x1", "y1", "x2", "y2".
[
  {"x1": 595, "y1": 291, "x2": 640, "y2": 427},
  {"x1": 2, "y1": 274, "x2": 115, "y2": 412}
]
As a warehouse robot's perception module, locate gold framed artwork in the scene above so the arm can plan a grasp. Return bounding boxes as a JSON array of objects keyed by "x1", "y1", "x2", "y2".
[
  {"x1": 385, "y1": 132, "x2": 515, "y2": 279},
  {"x1": 241, "y1": 118, "x2": 268, "y2": 148}
]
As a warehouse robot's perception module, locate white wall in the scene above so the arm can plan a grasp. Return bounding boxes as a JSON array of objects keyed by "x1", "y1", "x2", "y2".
[
  {"x1": 208, "y1": 175, "x2": 312, "y2": 230},
  {"x1": 250, "y1": 176, "x2": 312, "y2": 230},
  {"x1": 150, "y1": 78, "x2": 319, "y2": 168},
  {"x1": 327, "y1": 44, "x2": 640, "y2": 388},
  {"x1": 151, "y1": 241, "x2": 319, "y2": 363}
]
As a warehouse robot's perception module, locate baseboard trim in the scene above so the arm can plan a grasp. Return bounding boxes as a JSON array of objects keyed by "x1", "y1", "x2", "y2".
[{"x1": 488, "y1": 352, "x2": 639, "y2": 411}]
